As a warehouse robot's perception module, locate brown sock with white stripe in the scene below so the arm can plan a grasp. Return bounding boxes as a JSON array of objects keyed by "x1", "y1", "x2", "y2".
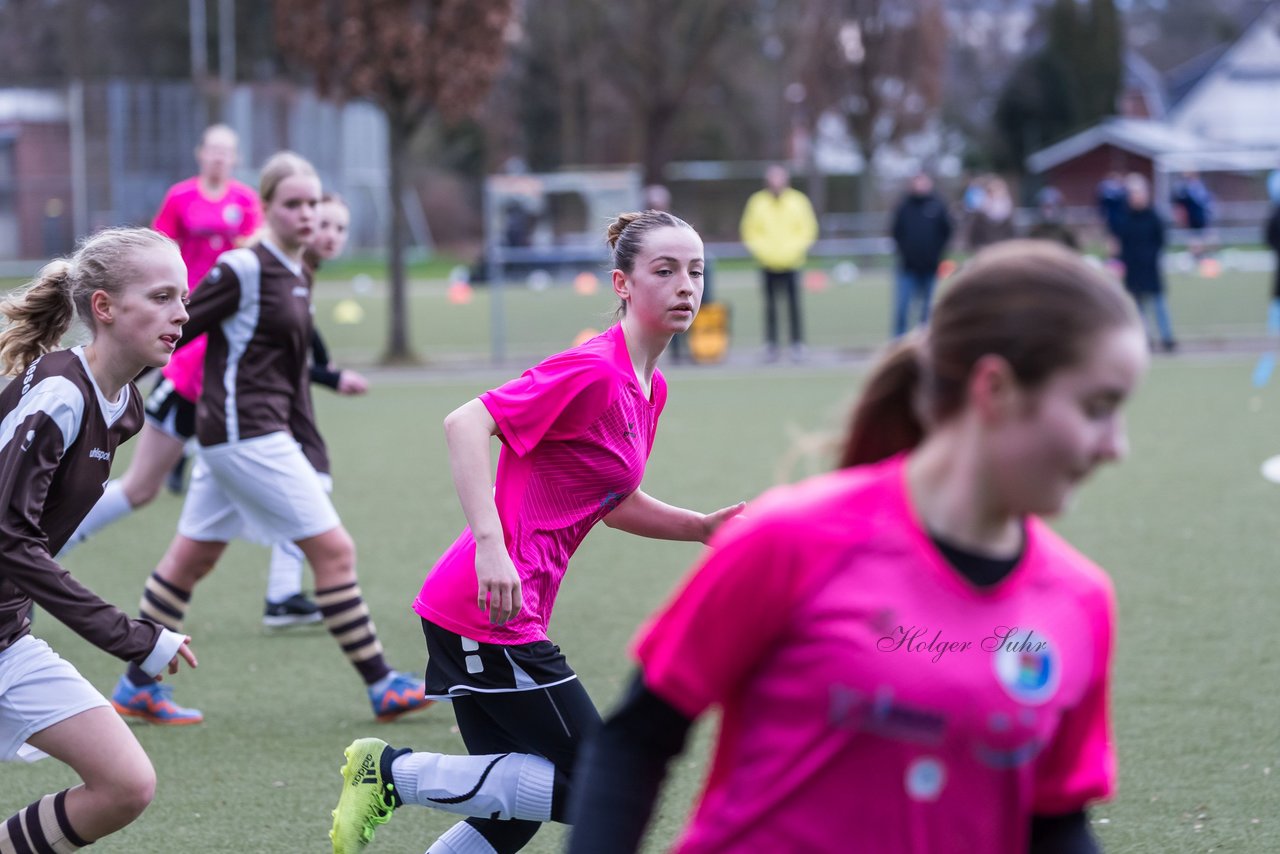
[
  {"x1": 127, "y1": 572, "x2": 191, "y2": 687},
  {"x1": 316, "y1": 582, "x2": 392, "y2": 685},
  {"x1": 0, "y1": 790, "x2": 92, "y2": 853}
]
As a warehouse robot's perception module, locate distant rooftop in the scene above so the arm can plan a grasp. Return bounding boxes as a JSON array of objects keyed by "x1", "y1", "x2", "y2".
[{"x1": 0, "y1": 89, "x2": 67, "y2": 123}]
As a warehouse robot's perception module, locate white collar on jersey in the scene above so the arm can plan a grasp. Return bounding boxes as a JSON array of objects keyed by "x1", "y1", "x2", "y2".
[
  {"x1": 259, "y1": 237, "x2": 305, "y2": 279},
  {"x1": 72, "y1": 346, "x2": 131, "y2": 427}
]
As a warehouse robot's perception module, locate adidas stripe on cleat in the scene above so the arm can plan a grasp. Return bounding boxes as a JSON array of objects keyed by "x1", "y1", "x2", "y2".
[{"x1": 330, "y1": 737, "x2": 409, "y2": 853}]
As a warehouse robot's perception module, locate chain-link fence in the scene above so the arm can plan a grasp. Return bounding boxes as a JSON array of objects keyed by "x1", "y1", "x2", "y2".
[{"x1": 0, "y1": 80, "x2": 406, "y2": 271}]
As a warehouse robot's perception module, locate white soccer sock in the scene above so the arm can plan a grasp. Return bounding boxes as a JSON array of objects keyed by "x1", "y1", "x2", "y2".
[
  {"x1": 265, "y1": 541, "x2": 306, "y2": 603},
  {"x1": 391, "y1": 751, "x2": 555, "y2": 822},
  {"x1": 57, "y1": 479, "x2": 133, "y2": 558},
  {"x1": 426, "y1": 821, "x2": 498, "y2": 854}
]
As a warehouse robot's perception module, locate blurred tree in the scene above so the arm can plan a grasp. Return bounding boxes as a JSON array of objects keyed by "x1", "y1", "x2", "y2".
[
  {"x1": 1125, "y1": 0, "x2": 1261, "y2": 70},
  {"x1": 993, "y1": 0, "x2": 1122, "y2": 174},
  {"x1": 275, "y1": 0, "x2": 514, "y2": 363},
  {"x1": 502, "y1": 0, "x2": 766, "y2": 182},
  {"x1": 580, "y1": 0, "x2": 752, "y2": 186},
  {"x1": 788, "y1": 0, "x2": 947, "y2": 207}
]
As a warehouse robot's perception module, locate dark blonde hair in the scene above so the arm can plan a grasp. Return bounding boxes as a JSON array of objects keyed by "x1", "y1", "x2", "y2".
[
  {"x1": 605, "y1": 210, "x2": 698, "y2": 317},
  {"x1": 259, "y1": 151, "x2": 317, "y2": 203},
  {"x1": 0, "y1": 227, "x2": 178, "y2": 376},
  {"x1": 606, "y1": 210, "x2": 696, "y2": 273},
  {"x1": 840, "y1": 240, "x2": 1140, "y2": 468}
]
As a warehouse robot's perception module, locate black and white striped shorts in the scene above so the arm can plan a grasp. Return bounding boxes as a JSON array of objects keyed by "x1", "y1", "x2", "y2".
[
  {"x1": 143, "y1": 376, "x2": 197, "y2": 442},
  {"x1": 421, "y1": 618, "x2": 577, "y2": 699}
]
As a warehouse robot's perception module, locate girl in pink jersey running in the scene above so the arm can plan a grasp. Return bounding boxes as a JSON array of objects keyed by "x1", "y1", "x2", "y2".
[
  {"x1": 0, "y1": 228, "x2": 197, "y2": 854},
  {"x1": 328, "y1": 210, "x2": 743, "y2": 854},
  {"x1": 568, "y1": 240, "x2": 1149, "y2": 854}
]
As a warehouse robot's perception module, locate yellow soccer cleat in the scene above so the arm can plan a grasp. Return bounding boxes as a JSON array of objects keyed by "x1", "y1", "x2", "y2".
[{"x1": 330, "y1": 738, "x2": 403, "y2": 853}]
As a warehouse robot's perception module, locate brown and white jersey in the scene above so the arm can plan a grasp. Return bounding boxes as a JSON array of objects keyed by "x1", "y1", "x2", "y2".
[
  {"x1": 0, "y1": 348, "x2": 163, "y2": 660},
  {"x1": 183, "y1": 240, "x2": 324, "y2": 452}
]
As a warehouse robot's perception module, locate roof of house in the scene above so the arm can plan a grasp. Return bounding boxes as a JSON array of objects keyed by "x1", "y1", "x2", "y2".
[
  {"x1": 1026, "y1": 118, "x2": 1214, "y2": 172},
  {"x1": 1168, "y1": 2, "x2": 1280, "y2": 145},
  {"x1": 1026, "y1": 116, "x2": 1280, "y2": 174},
  {"x1": 0, "y1": 89, "x2": 67, "y2": 123},
  {"x1": 1124, "y1": 50, "x2": 1169, "y2": 118}
]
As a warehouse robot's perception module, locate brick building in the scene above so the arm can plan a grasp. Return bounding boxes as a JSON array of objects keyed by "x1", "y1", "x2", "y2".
[{"x1": 0, "y1": 90, "x2": 74, "y2": 260}]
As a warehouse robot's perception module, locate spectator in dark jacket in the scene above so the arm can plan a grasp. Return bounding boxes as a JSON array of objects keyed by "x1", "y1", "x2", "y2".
[
  {"x1": 1266, "y1": 200, "x2": 1280, "y2": 333},
  {"x1": 890, "y1": 172, "x2": 953, "y2": 336},
  {"x1": 1096, "y1": 172, "x2": 1126, "y2": 235},
  {"x1": 1172, "y1": 171, "x2": 1214, "y2": 260},
  {"x1": 1113, "y1": 173, "x2": 1177, "y2": 352}
]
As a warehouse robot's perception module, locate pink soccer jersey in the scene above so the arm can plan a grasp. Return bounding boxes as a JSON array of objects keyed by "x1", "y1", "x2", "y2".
[
  {"x1": 635, "y1": 454, "x2": 1117, "y2": 854},
  {"x1": 415, "y1": 324, "x2": 667, "y2": 645},
  {"x1": 154, "y1": 177, "x2": 262, "y2": 403},
  {"x1": 153, "y1": 177, "x2": 262, "y2": 288}
]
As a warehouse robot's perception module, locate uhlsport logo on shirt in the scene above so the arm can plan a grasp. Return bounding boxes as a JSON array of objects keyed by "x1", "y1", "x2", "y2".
[
  {"x1": 89, "y1": 448, "x2": 110, "y2": 461},
  {"x1": 989, "y1": 626, "x2": 1059, "y2": 704}
]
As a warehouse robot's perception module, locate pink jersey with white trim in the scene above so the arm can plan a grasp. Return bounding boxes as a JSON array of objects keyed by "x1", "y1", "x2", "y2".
[
  {"x1": 636, "y1": 455, "x2": 1116, "y2": 854},
  {"x1": 415, "y1": 325, "x2": 667, "y2": 644},
  {"x1": 154, "y1": 177, "x2": 263, "y2": 403}
]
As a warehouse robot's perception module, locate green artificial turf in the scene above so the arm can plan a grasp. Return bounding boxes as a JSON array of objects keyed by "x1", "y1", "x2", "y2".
[{"x1": 3, "y1": 267, "x2": 1280, "y2": 850}]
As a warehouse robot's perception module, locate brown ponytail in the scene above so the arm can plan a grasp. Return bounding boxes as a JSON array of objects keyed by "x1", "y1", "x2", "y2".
[
  {"x1": 839, "y1": 333, "x2": 927, "y2": 468},
  {"x1": 0, "y1": 261, "x2": 76, "y2": 376},
  {"x1": 839, "y1": 240, "x2": 1140, "y2": 469}
]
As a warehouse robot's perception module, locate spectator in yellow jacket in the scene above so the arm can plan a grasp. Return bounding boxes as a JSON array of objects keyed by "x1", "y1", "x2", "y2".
[{"x1": 740, "y1": 164, "x2": 819, "y2": 361}]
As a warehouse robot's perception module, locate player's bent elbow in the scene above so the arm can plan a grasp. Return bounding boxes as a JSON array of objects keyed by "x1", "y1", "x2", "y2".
[{"x1": 444, "y1": 399, "x2": 496, "y2": 443}]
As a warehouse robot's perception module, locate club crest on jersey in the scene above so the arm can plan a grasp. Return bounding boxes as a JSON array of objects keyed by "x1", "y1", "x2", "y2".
[
  {"x1": 223, "y1": 204, "x2": 244, "y2": 226},
  {"x1": 990, "y1": 627, "x2": 1059, "y2": 704}
]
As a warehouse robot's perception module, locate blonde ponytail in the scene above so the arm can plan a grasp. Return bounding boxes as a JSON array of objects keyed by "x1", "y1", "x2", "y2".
[
  {"x1": 0, "y1": 226, "x2": 179, "y2": 376},
  {"x1": 0, "y1": 260, "x2": 76, "y2": 376}
]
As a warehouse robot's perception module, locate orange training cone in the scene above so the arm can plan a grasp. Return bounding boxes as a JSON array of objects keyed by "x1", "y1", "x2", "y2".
[
  {"x1": 447, "y1": 281, "x2": 473, "y2": 305},
  {"x1": 572, "y1": 327, "x2": 601, "y2": 347},
  {"x1": 803, "y1": 270, "x2": 829, "y2": 292}
]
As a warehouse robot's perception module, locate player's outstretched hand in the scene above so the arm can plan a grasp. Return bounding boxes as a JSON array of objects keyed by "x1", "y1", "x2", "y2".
[
  {"x1": 156, "y1": 637, "x2": 198, "y2": 681},
  {"x1": 336, "y1": 369, "x2": 369, "y2": 396},
  {"x1": 700, "y1": 502, "x2": 746, "y2": 543}
]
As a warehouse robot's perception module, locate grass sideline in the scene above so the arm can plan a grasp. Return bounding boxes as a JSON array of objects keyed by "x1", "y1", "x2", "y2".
[
  {"x1": 2, "y1": 354, "x2": 1280, "y2": 850},
  {"x1": 2, "y1": 263, "x2": 1276, "y2": 368},
  {"x1": 305, "y1": 265, "x2": 1275, "y2": 368}
]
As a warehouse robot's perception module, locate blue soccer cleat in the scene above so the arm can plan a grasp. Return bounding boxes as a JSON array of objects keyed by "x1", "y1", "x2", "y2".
[
  {"x1": 111, "y1": 674, "x2": 204, "y2": 725},
  {"x1": 368, "y1": 671, "x2": 434, "y2": 723}
]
